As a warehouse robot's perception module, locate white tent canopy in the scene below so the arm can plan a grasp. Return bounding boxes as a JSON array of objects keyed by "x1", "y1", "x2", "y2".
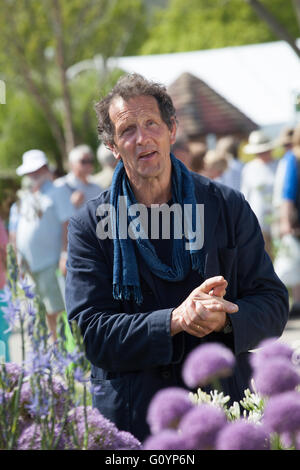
[{"x1": 109, "y1": 40, "x2": 300, "y2": 138}]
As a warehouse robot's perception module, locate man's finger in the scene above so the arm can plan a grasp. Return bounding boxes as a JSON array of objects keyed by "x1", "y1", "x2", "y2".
[
  {"x1": 210, "y1": 285, "x2": 227, "y2": 298},
  {"x1": 195, "y1": 276, "x2": 227, "y2": 295},
  {"x1": 198, "y1": 297, "x2": 238, "y2": 314}
]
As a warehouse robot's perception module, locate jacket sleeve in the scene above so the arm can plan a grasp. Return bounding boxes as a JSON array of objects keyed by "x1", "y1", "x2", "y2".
[
  {"x1": 229, "y1": 192, "x2": 289, "y2": 355},
  {"x1": 65, "y1": 215, "x2": 174, "y2": 372}
]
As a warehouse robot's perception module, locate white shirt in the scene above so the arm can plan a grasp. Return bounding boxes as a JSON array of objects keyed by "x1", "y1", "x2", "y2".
[
  {"x1": 217, "y1": 158, "x2": 244, "y2": 191},
  {"x1": 241, "y1": 158, "x2": 278, "y2": 234},
  {"x1": 16, "y1": 180, "x2": 74, "y2": 272},
  {"x1": 54, "y1": 172, "x2": 102, "y2": 212}
]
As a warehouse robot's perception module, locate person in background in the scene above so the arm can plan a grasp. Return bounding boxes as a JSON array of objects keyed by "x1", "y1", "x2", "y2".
[
  {"x1": 171, "y1": 138, "x2": 192, "y2": 169},
  {"x1": 8, "y1": 176, "x2": 33, "y2": 253},
  {"x1": 0, "y1": 217, "x2": 10, "y2": 361},
  {"x1": 66, "y1": 73, "x2": 288, "y2": 441},
  {"x1": 241, "y1": 130, "x2": 278, "y2": 258},
  {"x1": 188, "y1": 141, "x2": 207, "y2": 173},
  {"x1": 279, "y1": 123, "x2": 300, "y2": 317},
  {"x1": 15, "y1": 149, "x2": 74, "y2": 340},
  {"x1": 272, "y1": 126, "x2": 295, "y2": 230},
  {"x1": 91, "y1": 143, "x2": 117, "y2": 190},
  {"x1": 200, "y1": 149, "x2": 229, "y2": 180},
  {"x1": 55, "y1": 144, "x2": 102, "y2": 211},
  {"x1": 216, "y1": 135, "x2": 244, "y2": 191}
]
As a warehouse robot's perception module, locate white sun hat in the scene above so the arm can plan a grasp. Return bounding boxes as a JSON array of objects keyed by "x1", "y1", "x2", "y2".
[
  {"x1": 16, "y1": 149, "x2": 48, "y2": 176},
  {"x1": 244, "y1": 130, "x2": 274, "y2": 155}
]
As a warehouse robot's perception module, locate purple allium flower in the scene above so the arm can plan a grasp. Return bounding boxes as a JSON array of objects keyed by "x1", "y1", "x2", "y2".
[
  {"x1": 252, "y1": 357, "x2": 300, "y2": 397},
  {"x1": 146, "y1": 387, "x2": 194, "y2": 434},
  {"x1": 67, "y1": 406, "x2": 119, "y2": 450},
  {"x1": 18, "y1": 423, "x2": 65, "y2": 450},
  {"x1": 179, "y1": 403, "x2": 227, "y2": 450},
  {"x1": 182, "y1": 343, "x2": 235, "y2": 388},
  {"x1": 263, "y1": 391, "x2": 300, "y2": 435},
  {"x1": 250, "y1": 338, "x2": 294, "y2": 371},
  {"x1": 216, "y1": 420, "x2": 270, "y2": 450},
  {"x1": 143, "y1": 430, "x2": 188, "y2": 450},
  {"x1": 114, "y1": 430, "x2": 142, "y2": 450}
]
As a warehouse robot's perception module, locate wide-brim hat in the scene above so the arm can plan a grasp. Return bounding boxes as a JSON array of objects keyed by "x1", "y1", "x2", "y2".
[
  {"x1": 16, "y1": 149, "x2": 48, "y2": 176},
  {"x1": 244, "y1": 130, "x2": 274, "y2": 155}
]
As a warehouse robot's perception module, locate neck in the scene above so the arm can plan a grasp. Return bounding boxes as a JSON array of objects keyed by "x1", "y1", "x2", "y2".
[
  {"x1": 128, "y1": 168, "x2": 172, "y2": 206},
  {"x1": 72, "y1": 170, "x2": 88, "y2": 184},
  {"x1": 133, "y1": 180, "x2": 172, "y2": 206}
]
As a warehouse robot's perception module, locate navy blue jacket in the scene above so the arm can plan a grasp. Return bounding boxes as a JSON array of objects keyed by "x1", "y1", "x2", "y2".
[{"x1": 66, "y1": 172, "x2": 289, "y2": 442}]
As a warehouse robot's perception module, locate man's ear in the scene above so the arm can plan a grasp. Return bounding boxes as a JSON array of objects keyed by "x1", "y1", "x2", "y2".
[
  {"x1": 108, "y1": 144, "x2": 121, "y2": 161},
  {"x1": 169, "y1": 117, "x2": 177, "y2": 145}
]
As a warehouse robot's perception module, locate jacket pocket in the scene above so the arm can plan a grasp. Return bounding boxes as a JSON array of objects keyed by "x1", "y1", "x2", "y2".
[{"x1": 91, "y1": 376, "x2": 130, "y2": 433}]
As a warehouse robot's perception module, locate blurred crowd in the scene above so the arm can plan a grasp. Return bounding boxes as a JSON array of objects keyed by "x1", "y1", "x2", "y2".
[
  {"x1": 1, "y1": 122, "x2": 300, "y2": 361},
  {"x1": 0, "y1": 142, "x2": 116, "y2": 359},
  {"x1": 173, "y1": 122, "x2": 300, "y2": 319}
]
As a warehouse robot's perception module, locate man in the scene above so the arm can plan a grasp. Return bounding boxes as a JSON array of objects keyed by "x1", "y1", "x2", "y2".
[
  {"x1": 91, "y1": 142, "x2": 117, "y2": 189},
  {"x1": 54, "y1": 144, "x2": 102, "y2": 211},
  {"x1": 66, "y1": 74, "x2": 288, "y2": 442},
  {"x1": 241, "y1": 130, "x2": 278, "y2": 258},
  {"x1": 215, "y1": 135, "x2": 244, "y2": 191},
  {"x1": 16, "y1": 149, "x2": 74, "y2": 340}
]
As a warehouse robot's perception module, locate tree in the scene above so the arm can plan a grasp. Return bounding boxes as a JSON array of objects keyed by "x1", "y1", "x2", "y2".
[
  {"x1": 140, "y1": 0, "x2": 300, "y2": 55},
  {"x1": 0, "y1": 0, "x2": 148, "y2": 172},
  {"x1": 245, "y1": 0, "x2": 300, "y2": 58}
]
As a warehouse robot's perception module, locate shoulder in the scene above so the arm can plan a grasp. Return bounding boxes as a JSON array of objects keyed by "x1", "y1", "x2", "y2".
[
  {"x1": 191, "y1": 171, "x2": 246, "y2": 223},
  {"x1": 191, "y1": 171, "x2": 244, "y2": 203},
  {"x1": 53, "y1": 175, "x2": 67, "y2": 187},
  {"x1": 69, "y1": 189, "x2": 110, "y2": 230}
]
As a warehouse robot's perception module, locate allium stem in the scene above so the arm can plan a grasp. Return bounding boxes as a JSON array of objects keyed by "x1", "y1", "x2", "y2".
[
  {"x1": 211, "y1": 378, "x2": 222, "y2": 394},
  {"x1": 83, "y1": 383, "x2": 89, "y2": 450}
]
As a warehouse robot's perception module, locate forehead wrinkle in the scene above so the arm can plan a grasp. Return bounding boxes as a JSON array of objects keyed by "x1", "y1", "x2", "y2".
[{"x1": 109, "y1": 95, "x2": 162, "y2": 131}]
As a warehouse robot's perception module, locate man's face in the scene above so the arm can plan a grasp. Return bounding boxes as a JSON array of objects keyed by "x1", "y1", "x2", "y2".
[
  {"x1": 108, "y1": 95, "x2": 176, "y2": 185},
  {"x1": 71, "y1": 152, "x2": 94, "y2": 177}
]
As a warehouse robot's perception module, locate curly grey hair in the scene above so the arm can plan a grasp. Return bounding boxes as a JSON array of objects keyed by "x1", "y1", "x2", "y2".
[{"x1": 94, "y1": 73, "x2": 177, "y2": 147}]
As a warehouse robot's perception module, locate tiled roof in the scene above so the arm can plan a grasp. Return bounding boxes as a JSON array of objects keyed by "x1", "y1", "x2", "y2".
[{"x1": 168, "y1": 72, "x2": 258, "y2": 138}]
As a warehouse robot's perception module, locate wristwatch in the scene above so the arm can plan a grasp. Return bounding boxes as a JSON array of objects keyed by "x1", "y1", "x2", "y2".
[{"x1": 223, "y1": 315, "x2": 233, "y2": 334}]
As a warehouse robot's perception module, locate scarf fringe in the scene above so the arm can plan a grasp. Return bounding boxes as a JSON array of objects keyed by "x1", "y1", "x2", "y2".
[
  {"x1": 113, "y1": 283, "x2": 143, "y2": 305},
  {"x1": 191, "y1": 252, "x2": 205, "y2": 275}
]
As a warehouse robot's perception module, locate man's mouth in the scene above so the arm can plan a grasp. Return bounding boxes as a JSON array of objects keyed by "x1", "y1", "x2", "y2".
[{"x1": 138, "y1": 150, "x2": 157, "y2": 160}]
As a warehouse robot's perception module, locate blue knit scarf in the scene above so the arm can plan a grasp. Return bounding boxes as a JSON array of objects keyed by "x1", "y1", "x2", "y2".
[{"x1": 110, "y1": 153, "x2": 204, "y2": 305}]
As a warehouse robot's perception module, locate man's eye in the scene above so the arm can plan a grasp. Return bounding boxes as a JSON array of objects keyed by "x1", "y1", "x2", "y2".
[{"x1": 121, "y1": 126, "x2": 134, "y2": 136}]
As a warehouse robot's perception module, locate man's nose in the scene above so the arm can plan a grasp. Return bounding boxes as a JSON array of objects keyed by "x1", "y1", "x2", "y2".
[{"x1": 136, "y1": 126, "x2": 150, "y2": 145}]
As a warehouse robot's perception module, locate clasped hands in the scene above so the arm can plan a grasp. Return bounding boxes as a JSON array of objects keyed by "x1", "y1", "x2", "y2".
[{"x1": 170, "y1": 276, "x2": 238, "y2": 337}]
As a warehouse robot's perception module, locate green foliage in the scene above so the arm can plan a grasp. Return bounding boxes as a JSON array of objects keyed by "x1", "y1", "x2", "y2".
[
  {"x1": 69, "y1": 68, "x2": 124, "y2": 156},
  {"x1": 0, "y1": 0, "x2": 148, "y2": 174},
  {"x1": 140, "y1": 0, "x2": 300, "y2": 54},
  {"x1": 0, "y1": 87, "x2": 59, "y2": 171}
]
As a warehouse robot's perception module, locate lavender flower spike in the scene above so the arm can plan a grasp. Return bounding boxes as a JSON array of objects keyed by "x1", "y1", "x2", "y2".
[
  {"x1": 252, "y1": 357, "x2": 300, "y2": 397},
  {"x1": 263, "y1": 391, "x2": 300, "y2": 435},
  {"x1": 179, "y1": 403, "x2": 227, "y2": 450},
  {"x1": 146, "y1": 387, "x2": 194, "y2": 434},
  {"x1": 216, "y1": 420, "x2": 270, "y2": 450},
  {"x1": 182, "y1": 343, "x2": 235, "y2": 388}
]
